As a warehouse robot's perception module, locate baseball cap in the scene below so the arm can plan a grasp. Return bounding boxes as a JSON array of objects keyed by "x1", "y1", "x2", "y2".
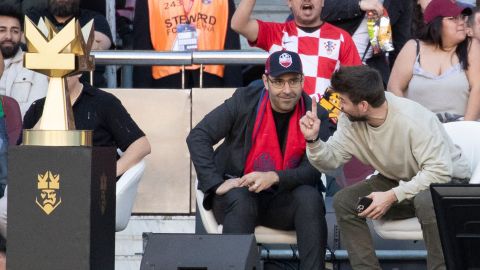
[
  {"x1": 265, "y1": 50, "x2": 303, "y2": 77},
  {"x1": 423, "y1": 0, "x2": 472, "y2": 24}
]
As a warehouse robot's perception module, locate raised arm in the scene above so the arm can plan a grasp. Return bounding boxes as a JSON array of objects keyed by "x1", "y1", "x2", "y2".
[
  {"x1": 464, "y1": 39, "x2": 480, "y2": 121},
  {"x1": 387, "y1": 39, "x2": 417, "y2": 96},
  {"x1": 231, "y1": 0, "x2": 259, "y2": 42}
]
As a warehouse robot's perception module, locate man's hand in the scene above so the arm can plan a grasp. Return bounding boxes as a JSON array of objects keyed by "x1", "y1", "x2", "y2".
[
  {"x1": 215, "y1": 178, "x2": 241, "y2": 195},
  {"x1": 239, "y1": 171, "x2": 279, "y2": 193},
  {"x1": 358, "y1": 190, "x2": 398, "y2": 220},
  {"x1": 359, "y1": 0, "x2": 384, "y2": 16},
  {"x1": 299, "y1": 96, "x2": 321, "y2": 141}
]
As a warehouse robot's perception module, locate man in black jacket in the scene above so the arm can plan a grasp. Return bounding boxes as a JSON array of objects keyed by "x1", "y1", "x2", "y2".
[{"x1": 187, "y1": 51, "x2": 333, "y2": 270}]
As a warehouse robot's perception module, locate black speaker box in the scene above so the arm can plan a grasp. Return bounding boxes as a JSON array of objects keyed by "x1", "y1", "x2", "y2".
[{"x1": 141, "y1": 233, "x2": 261, "y2": 270}]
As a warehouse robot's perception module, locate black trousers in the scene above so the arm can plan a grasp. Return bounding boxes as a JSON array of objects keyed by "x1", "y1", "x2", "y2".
[{"x1": 212, "y1": 185, "x2": 327, "y2": 270}]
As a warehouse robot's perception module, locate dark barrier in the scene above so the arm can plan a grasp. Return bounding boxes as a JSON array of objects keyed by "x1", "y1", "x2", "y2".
[
  {"x1": 7, "y1": 146, "x2": 116, "y2": 270},
  {"x1": 141, "y1": 233, "x2": 261, "y2": 270}
]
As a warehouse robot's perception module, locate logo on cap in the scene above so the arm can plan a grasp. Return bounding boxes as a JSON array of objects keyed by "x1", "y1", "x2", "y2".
[{"x1": 279, "y1": 53, "x2": 293, "y2": 68}]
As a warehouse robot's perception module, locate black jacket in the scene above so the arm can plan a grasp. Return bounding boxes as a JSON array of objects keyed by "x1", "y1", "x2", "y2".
[{"x1": 187, "y1": 82, "x2": 334, "y2": 209}]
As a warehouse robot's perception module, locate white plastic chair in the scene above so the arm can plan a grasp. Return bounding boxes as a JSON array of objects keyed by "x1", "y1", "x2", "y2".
[
  {"x1": 116, "y1": 158, "x2": 146, "y2": 232},
  {"x1": 195, "y1": 180, "x2": 297, "y2": 244},
  {"x1": 372, "y1": 121, "x2": 480, "y2": 240}
]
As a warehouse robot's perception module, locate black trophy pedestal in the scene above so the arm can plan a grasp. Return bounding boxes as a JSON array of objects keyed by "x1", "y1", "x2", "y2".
[{"x1": 7, "y1": 146, "x2": 116, "y2": 270}]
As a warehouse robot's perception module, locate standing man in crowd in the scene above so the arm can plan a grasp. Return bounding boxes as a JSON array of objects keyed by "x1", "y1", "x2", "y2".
[
  {"x1": 231, "y1": 0, "x2": 361, "y2": 96},
  {"x1": 300, "y1": 65, "x2": 470, "y2": 270},
  {"x1": 188, "y1": 51, "x2": 334, "y2": 270},
  {"x1": 0, "y1": 4, "x2": 48, "y2": 118}
]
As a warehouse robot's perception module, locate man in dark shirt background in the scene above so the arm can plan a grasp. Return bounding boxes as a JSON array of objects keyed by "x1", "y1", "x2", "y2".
[{"x1": 23, "y1": 74, "x2": 151, "y2": 177}]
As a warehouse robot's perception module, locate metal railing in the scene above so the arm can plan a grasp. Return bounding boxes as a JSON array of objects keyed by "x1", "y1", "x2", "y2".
[{"x1": 90, "y1": 50, "x2": 269, "y2": 88}]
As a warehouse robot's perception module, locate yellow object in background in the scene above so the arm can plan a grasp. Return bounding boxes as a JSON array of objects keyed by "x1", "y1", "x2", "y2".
[
  {"x1": 366, "y1": 9, "x2": 394, "y2": 56},
  {"x1": 319, "y1": 89, "x2": 341, "y2": 125}
]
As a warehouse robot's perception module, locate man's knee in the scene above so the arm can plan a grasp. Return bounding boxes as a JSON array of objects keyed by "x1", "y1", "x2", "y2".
[
  {"x1": 221, "y1": 188, "x2": 257, "y2": 216},
  {"x1": 333, "y1": 187, "x2": 354, "y2": 215},
  {"x1": 413, "y1": 190, "x2": 436, "y2": 223},
  {"x1": 292, "y1": 185, "x2": 325, "y2": 216}
]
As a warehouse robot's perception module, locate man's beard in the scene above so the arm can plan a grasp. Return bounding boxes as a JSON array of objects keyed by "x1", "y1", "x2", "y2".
[
  {"x1": 0, "y1": 42, "x2": 20, "y2": 59},
  {"x1": 49, "y1": 0, "x2": 80, "y2": 17},
  {"x1": 345, "y1": 112, "x2": 368, "y2": 122}
]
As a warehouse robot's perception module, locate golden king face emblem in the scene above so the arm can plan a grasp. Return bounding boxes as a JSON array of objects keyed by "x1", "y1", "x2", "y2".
[{"x1": 35, "y1": 171, "x2": 62, "y2": 215}]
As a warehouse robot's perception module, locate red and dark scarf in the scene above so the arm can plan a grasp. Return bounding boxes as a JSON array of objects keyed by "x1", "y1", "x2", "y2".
[{"x1": 244, "y1": 89, "x2": 306, "y2": 174}]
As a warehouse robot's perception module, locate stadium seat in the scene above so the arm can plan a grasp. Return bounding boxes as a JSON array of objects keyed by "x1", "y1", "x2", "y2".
[
  {"x1": 116, "y1": 156, "x2": 146, "y2": 232},
  {"x1": 195, "y1": 179, "x2": 297, "y2": 244},
  {"x1": 372, "y1": 121, "x2": 480, "y2": 240}
]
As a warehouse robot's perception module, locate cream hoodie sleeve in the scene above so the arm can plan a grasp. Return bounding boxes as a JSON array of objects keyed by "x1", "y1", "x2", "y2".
[
  {"x1": 391, "y1": 120, "x2": 452, "y2": 202},
  {"x1": 307, "y1": 119, "x2": 353, "y2": 172}
]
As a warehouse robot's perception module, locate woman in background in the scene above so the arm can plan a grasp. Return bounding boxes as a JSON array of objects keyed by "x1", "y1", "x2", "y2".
[{"x1": 389, "y1": 0, "x2": 480, "y2": 122}]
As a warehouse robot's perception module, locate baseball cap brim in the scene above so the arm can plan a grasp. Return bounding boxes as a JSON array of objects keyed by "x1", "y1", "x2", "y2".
[{"x1": 424, "y1": 0, "x2": 472, "y2": 24}]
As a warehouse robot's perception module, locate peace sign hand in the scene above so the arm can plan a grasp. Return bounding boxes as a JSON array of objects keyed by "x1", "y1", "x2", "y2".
[{"x1": 300, "y1": 95, "x2": 321, "y2": 142}]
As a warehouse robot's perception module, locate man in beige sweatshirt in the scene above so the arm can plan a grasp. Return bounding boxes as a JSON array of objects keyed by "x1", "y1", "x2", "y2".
[{"x1": 300, "y1": 65, "x2": 471, "y2": 270}]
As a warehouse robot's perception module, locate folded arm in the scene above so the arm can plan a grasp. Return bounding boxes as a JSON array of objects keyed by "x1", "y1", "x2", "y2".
[{"x1": 117, "y1": 136, "x2": 151, "y2": 177}]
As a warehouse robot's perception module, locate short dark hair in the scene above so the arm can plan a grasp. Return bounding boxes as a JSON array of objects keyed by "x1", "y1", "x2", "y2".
[
  {"x1": 0, "y1": 4, "x2": 24, "y2": 30},
  {"x1": 419, "y1": 16, "x2": 470, "y2": 70},
  {"x1": 467, "y1": 7, "x2": 480, "y2": 28},
  {"x1": 330, "y1": 65, "x2": 386, "y2": 108}
]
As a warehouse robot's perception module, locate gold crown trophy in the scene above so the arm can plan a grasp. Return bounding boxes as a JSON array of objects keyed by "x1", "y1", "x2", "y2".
[
  {"x1": 8, "y1": 18, "x2": 116, "y2": 270},
  {"x1": 22, "y1": 16, "x2": 94, "y2": 146}
]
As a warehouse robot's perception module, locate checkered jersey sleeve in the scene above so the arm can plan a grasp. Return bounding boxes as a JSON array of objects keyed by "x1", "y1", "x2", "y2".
[
  {"x1": 250, "y1": 20, "x2": 285, "y2": 51},
  {"x1": 339, "y1": 31, "x2": 362, "y2": 66}
]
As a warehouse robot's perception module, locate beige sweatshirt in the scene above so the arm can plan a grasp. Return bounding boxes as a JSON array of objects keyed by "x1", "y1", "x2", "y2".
[{"x1": 307, "y1": 92, "x2": 471, "y2": 202}]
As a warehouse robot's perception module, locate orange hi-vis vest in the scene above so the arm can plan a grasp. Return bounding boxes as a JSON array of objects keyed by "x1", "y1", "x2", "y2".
[{"x1": 148, "y1": 0, "x2": 229, "y2": 80}]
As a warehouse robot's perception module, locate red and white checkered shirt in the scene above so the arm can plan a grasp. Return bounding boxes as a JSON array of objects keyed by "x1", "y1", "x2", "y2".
[{"x1": 253, "y1": 20, "x2": 361, "y2": 96}]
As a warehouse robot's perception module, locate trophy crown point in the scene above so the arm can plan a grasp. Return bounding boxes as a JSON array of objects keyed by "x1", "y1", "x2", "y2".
[{"x1": 23, "y1": 16, "x2": 95, "y2": 77}]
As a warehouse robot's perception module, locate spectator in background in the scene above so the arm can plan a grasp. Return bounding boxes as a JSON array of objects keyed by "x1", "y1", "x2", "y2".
[
  {"x1": 412, "y1": 0, "x2": 474, "y2": 37},
  {"x1": 231, "y1": 0, "x2": 361, "y2": 96},
  {"x1": 2, "y1": 0, "x2": 48, "y2": 14},
  {"x1": 26, "y1": 0, "x2": 114, "y2": 87},
  {"x1": 116, "y1": 0, "x2": 136, "y2": 50},
  {"x1": 467, "y1": 7, "x2": 480, "y2": 40},
  {"x1": 133, "y1": 0, "x2": 242, "y2": 89},
  {"x1": 322, "y1": 0, "x2": 413, "y2": 85},
  {"x1": 23, "y1": 74, "x2": 151, "y2": 177},
  {"x1": 0, "y1": 4, "x2": 48, "y2": 118},
  {"x1": 388, "y1": 0, "x2": 480, "y2": 122}
]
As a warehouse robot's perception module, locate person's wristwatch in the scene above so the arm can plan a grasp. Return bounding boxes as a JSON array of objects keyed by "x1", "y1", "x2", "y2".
[{"x1": 306, "y1": 137, "x2": 318, "y2": 144}]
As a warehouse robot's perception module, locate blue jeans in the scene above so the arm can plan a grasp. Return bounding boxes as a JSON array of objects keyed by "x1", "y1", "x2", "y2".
[{"x1": 0, "y1": 117, "x2": 7, "y2": 198}]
